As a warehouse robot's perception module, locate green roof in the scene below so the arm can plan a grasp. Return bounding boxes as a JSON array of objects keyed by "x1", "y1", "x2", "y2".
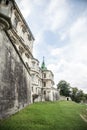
[{"x1": 41, "y1": 57, "x2": 47, "y2": 70}]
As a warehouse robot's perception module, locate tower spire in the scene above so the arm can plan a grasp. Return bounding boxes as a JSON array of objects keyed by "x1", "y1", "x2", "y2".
[
  {"x1": 41, "y1": 56, "x2": 47, "y2": 70},
  {"x1": 43, "y1": 56, "x2": 45, "y2": 63}
]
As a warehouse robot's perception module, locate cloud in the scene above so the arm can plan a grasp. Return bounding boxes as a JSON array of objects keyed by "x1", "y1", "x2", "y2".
[
  {"x1": 16, "y1": 0, "x2": 32, "y2": 18},
  {"x1": 48, "y1": 11, "x2": 87, "y2": 93},
  {"x1": 51, "y1": 47, "x2": 66, "y2": 56},
  {"x1": 16, "y1": 0, "x2": 70, "y2": 52},
  {"x1": 70, "y1": 12, "x2": 87, "y2": 41},
  {"x1": 44, "y1": 0, "x2": 69, "y2": 31},
  {"x1": 16, "y1": 0, "x2": 87, "y2": 93},
  {"x1": 31, "y1": 0, "x2": 71, "y2": 61},
  {"x1": 33, "y1": 0, "x2": 47, "y2": 6}
]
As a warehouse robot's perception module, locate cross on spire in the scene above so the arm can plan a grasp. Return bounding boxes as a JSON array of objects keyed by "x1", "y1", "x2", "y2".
[{"x1": 43, "y1": 56, "x2": 45, "y2": 62}]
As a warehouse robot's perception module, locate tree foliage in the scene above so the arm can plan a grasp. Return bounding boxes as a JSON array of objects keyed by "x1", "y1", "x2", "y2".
[
  {"x1": 57, "y1": 80, "x2": 71, "y2": 97},
  {"x1": 71, "y1": 88, "x2": 84, "y2": 103},
  {"x1": 32, "y1": 94, "x2": 38, "y2": 103},
  {"x1": 57, "y1": 80, "x2": 87, "y2": 103}
]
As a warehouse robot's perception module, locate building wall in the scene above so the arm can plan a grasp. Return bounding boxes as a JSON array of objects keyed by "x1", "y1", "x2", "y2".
[
  {"x1": 0, "y1": 29, "x2": 31, "y2": 119},
  {"x1": 30, "y1": 59, "x2": 59, "y2": 102},
  {"x1": 42, "y1": 70, "x2": 54, "y2": 81},
  {"x1": 11, "y1": 9, "x2": 34, "y2": 54},
  {"x1": 0, "y1": 0, "x2": 59, "y2": 119},
  {"x1": 59, "y1": 96, "x2": 71, "y2": 101},
  {"x1": 30, "y1": 58, "x2": 42, "y2": 103}
]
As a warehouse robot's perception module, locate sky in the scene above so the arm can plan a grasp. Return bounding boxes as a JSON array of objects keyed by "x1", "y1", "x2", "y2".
[{"x1": 16, "y1": 0, "x2": 87, "y2": 93}]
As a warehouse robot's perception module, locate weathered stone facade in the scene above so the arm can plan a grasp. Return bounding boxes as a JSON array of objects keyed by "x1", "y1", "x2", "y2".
[
  {"x1": 0, "y1": 30, "x2": 31, "y2": 118},
  {"x1": 0, "y1": 0, "x2": 59, "y2": 119},
  {"x1": 0, "y1": 0, "x2": 33, "y2": 119}
]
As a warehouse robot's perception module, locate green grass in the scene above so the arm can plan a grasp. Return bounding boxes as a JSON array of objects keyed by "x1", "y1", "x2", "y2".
[{"x1": 0, "y1": 101, "x2": 87, "y2": 130}]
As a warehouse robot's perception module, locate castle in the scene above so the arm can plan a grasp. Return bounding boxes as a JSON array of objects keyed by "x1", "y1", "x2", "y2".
[{"x1": 0, "y1": 0, "x2": 59, "y2": 119}]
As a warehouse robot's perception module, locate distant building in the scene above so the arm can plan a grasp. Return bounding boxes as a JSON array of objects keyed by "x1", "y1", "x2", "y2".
[
  {"x1": 0, "y1": 0, "x2": 59, "y2": 119},
  {"x1": 30, "y1": 57, "x2": 59, "y2": 102},
  {"x1": 41, "y1": 58, "x2": 59, "y2": 101}
]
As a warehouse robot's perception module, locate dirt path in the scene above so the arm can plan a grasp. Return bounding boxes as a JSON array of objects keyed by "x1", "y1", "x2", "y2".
[{"x1": 80, "y1": 114, "x2": 87, "y2": 123}]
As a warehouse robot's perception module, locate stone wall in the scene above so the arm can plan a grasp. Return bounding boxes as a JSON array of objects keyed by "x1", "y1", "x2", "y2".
[
  {"x1": 0, "y1": 29, "x2": 31, "y2": 119},
  {"x1": 59, "y1": 96, "x2": 71, "y2": 101},
  {"x1": 0, "y1": 0, "x2": 59, "y2": 119}
]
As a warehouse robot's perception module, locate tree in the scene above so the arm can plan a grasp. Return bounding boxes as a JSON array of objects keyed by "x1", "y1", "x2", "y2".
[
  {"x1": 81, "y1": 93, "x2": 87, "y2": 103},
  {"x1": 84, "y1": 94, "x2": 87, "y2": 99},
  {"x1": 76, "y1": 90, "x2": 84, "y2": 103},
  {"x1": 70, "y1": 87, "x2": 78, "y2": 101},
  {"x1": 57, "y1": 80, "x2": 71, "y2": 97},
  {"x1": 57, "y1": 80, "x2": 87, "y2": 103},
  {"x1": 32, "y1": 94, "x2": 38, "y2": 103},
  {"x1": 71, "y1": 88, "x2": 84, "y2": 103}
]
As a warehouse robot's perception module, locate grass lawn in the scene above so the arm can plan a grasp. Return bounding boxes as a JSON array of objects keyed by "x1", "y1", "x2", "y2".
[{"x1": 0, "y1": 101, "x2": 87, "y2": 130}]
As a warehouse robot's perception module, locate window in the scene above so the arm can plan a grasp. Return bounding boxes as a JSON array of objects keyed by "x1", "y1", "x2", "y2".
[
  {"x1": 31, "y1": 74, "x2": 34, "y2": 81},
  {"x1": 36, "y1": 88, "x2": 37, "y2": 93},
  {"x1": 43, "y1": 82, "x2": 46, "y2": 87},
  {"x1": 25, "y1": 53, "x2": 29, "y2": 59},
  {"x1": 32, "y1": 62, "x2": 35, "y2": 68},
  {"x1": 26, "y1": 45, "x2": 30, "y2": 50},
  {"x1": 22, "y1": 26, "x2": 26, "y2": 33},
  {"x1": 0, "y1": 0, "x2": 8, "y2": 4},
  {"x1": 44, "y1": 91, "x2": 46, "y2": 95},
  {"x1": 28, "y1": 34, "x2": 32, "y2": 41},
  {"x1": 14, "y1": 17, "x2": 19, "y2": 28},
  {"x1": 20, "y1": 37, "x2": 24, "y2": 41},
  {"x1": 19, "y1": 46, "x2": 24, "y2": 54},
  {"x1": 32, "y1": 87, "x2": 33, "y2": 92},
  {"x1": 6, "y1": 0, "x2": 9, "y2": 5},
  {"x1": 43, "y1": 73, "x2": 46, "y2": 78}
]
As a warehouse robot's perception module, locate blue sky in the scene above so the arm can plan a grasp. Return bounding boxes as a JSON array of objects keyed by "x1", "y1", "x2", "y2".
[{"x1": 16, "y1": 0, "x2": 87, "y2": 93}]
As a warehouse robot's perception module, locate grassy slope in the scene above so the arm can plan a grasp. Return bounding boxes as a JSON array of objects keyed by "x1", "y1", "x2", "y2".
[{"x1": 0, "y1": 101, "x2": 87, "y2": 130}]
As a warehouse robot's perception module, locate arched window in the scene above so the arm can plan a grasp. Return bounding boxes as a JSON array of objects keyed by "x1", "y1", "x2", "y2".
[{"x1": 6, "y1": 0, "x2": 9, "y2": 5}]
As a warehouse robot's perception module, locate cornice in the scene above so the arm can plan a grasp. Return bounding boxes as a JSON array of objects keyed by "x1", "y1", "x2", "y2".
[
  {"x1": 13, "y1": 1, "x2": 35, "y2": 40},
  {"x1": 30, "y1": 69, "x2": 39, "y2": 74}
]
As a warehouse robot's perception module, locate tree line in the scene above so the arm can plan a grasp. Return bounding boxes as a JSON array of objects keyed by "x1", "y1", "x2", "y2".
[{"x1": 57, "y1": 80, "x2": 87, "y2": 103}]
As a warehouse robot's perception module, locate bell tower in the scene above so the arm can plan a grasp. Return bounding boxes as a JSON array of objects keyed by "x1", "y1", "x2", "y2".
[{"x1": 0, "y1": 0, "x2": 14, "y2": 30}]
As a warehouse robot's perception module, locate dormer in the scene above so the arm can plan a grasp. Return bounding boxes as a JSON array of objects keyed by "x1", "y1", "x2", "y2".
[{"x1": 0, "y1": 0, "x2": 14, "y2": 30}]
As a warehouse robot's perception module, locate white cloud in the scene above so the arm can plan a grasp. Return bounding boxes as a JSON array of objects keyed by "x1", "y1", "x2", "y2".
[
  {"x1": 51, "y1": 47, "x2": 66, "y2": 56},
  {"x1": 33, "y1": 0, "x2": 46, "y2": 6},
  {"x1": 33, "y1": 31, "x2": 45, "y2": 58},
  {"x1": 16, "y1": 0, "x2": 87, "y2": 93},
  {"x1": 16, "y1": 0, "x2": 32, "y2": 18},
  {"x1": 70, "y1": 13, "x2": 87, "y2": 42},
  {"x1": 44, "y1": 0, "x2": 69, "y2": 31},
  {"x1": 48, "y1": 12, "x2": 87, "y2": 93}
]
